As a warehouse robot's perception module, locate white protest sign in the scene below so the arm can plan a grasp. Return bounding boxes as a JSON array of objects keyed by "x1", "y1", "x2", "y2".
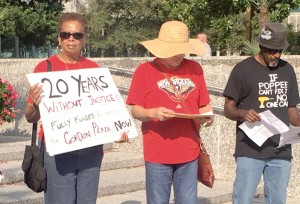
[{"x1": 26, "y1": 67, "x2": 138, "y2": 156}]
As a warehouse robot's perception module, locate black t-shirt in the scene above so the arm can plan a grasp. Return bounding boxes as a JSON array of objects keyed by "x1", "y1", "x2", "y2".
[{"x1": 223, "y1": 57, "x2": 300, "y2": 159}]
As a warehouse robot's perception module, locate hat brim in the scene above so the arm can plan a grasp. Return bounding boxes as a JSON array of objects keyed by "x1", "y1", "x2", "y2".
[
  {"x1": 256, "y1": 36, "x2": 289, "y2": 50},
  {"x1": 140, "y1": 38, "x2": 205, "y2": 58}
]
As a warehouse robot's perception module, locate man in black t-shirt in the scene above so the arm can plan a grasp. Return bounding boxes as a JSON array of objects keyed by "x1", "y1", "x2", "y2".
[{"x1": 223, "y1": 23, "x2": 300, "y2": 204}]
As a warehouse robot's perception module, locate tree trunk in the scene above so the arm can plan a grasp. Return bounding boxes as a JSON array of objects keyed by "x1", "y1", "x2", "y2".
[
  {"x1": 259, "y1": 8, "x2": 269, "y2": 29},
  {"x1": 246, "y1": 6, "x2": 255, "y2": 42},
  {"x1": 31, "y1": 45, "x2": 36, "y2": 58},
  {"x1": 0, "y1": 36, "x2": 2, "y2": 56},
  {"x1": 15, "y1": 36, "x2": 20, "y2": 58}
]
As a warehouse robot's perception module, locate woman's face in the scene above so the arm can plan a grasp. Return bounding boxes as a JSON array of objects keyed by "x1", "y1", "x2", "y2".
[
  {"x1": 58, "y1": 20, "x2": 86, "y2": 57},
  {"x1": 160, "y1": 54, "x2": 185, "y2": 69}
]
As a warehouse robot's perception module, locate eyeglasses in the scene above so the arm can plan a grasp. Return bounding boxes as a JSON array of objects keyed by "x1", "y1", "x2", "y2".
[
  {"x1": 59, "y1": 32, "x2": 84, "y2": 40},
  {"x1": 266, "y1": 48, "x2": 283, "y2": 54}
]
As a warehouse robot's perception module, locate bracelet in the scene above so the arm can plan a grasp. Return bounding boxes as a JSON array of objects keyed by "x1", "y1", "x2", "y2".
[{"x1": 32, "y1": 103, "x2": 39, "y2": 113}]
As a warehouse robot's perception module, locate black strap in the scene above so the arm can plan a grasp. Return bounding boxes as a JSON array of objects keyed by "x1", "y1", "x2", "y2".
[
  {"x1": 31, "y1": 122, "x2": 38, "y2": 146},
  {"x1": 31, "y1": 60, "x2": 52, "y2": 153},
  {"x1": 46, "y1": 60, "x2": 52, "y2": 72}
]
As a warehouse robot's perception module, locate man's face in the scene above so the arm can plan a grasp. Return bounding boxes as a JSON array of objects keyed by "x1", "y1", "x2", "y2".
[{"x1": 261, "y1": 47, "x2": 283, "y2": 67}]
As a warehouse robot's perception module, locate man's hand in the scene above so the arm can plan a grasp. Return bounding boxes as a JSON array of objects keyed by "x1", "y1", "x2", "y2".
[{"x1": 241, "y1": 109, "x2": 261, "y2": 123}]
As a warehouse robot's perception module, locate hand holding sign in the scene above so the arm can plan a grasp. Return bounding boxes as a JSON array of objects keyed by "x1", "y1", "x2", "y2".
[
  {"x1": 28, "y1": 83, "x2": 43, "y2": 106},
  {"x1": 115, "y1": 132, "x2": 130, "y2": 143}
]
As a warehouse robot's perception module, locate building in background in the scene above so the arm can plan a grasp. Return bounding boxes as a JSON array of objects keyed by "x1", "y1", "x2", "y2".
[
  {"x1": 284, "y1": 8, "x2": 300, "y2": 32},
  {"x1": 63, "y1": 0, "x2": 89, "y2": 13}
]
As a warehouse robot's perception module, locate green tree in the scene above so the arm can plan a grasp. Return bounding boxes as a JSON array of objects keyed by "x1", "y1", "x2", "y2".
[
  {"x1": 286, "y1": 24, "x2": 300, "y2": 54},
  {"x1": 0, "y1": 8, "x2": 8, "y2": 20},
  {"x1": 159, "y1": 0, "x2": 247, "y2": 34},
  {"x1": 0, "y1": 0, "x2": 67, "y2": 50},
  {"x1": 209, "y1": 13, "x2": 247, "y2": 55},
  {"x1": 158, "y1": 0, "x2": 300, "y2": 55},
  {"x1": 86, "y1": 0, "x2": 163, "y2": 57},
  {"x1": 247, "y1": 0, "x2": 300, "y2": 28},
  {"x1": 159, "y1": 0, "x2": 300, "y2": 30}
]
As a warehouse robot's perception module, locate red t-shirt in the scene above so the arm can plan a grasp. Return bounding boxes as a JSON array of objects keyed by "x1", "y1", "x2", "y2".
[
  {"x1": 126, "y1": 58, "x2": 210, "y2": 164},
  {"x1": 28, "y1": 55, "x2": 100, "y2": 139}
]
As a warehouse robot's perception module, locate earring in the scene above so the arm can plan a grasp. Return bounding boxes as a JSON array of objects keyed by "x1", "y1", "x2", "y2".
[
  {"x1": 81, "y1": 46, "x2": 87, "y2": 55},
  {"x1": 56, "y1": 45, "x2": 62, "y2": 52}
]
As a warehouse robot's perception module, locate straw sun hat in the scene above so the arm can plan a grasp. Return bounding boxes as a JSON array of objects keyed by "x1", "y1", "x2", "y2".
[{"x1": 140, "y1": 21, "x2": 205, "y2": 58}]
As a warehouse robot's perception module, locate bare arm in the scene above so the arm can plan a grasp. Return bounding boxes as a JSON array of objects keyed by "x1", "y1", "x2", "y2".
[
  {"x1": 199, "y1": 103, "x2": 213, "y2": 114},
  {"x1": 289, "y1": 106, "x2": 300, "y2": 126},
  {"x1": 130, "y1": 105, "x2": 175, "y2": 122},
  {"x1": 24, "y1": 102, "x2": 40, "y2": 123},
  {"x1": 224, "y1": 97, "x2": 261, "y2": 122}
]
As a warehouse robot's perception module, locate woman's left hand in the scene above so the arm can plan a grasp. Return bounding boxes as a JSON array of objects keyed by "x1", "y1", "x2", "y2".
[
  {"x1": 195, "y1": 116, "x2": 214, "y2": 128},
  {"x1": 115, "y1": 132, "x2": 130, "y2": 143}
]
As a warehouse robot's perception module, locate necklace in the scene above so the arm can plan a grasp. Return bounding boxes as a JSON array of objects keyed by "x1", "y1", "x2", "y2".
[
  {"x1": 64, "y1": 60, "x2": 82, "y2": 70},
  {"x1": 58, "y1": 53, "x2": 81, "y2": 70}
]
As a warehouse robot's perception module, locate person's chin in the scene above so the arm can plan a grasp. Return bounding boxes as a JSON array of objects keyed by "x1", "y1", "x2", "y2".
[{"x1": 268, "y1": 60, "x2": 279, "y2": 68}]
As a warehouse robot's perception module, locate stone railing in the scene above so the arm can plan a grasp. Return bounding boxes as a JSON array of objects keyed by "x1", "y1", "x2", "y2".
[{"x1": 1, "y1": 56, "x2": 300, "y2": 197}]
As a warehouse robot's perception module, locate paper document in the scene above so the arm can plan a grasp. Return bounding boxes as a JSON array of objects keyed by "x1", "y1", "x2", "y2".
[
  {"x1": 172, "y1": 111, "x2": 214, "y2": 119},
  {"x1": 277, "y1": 127, "x2": 300, "y2": 148},
  {"x1": 239, "y1": 110, "x2": 289, "y2": 146}
]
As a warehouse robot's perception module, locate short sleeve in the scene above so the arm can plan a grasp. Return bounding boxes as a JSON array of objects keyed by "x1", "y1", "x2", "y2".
[{"x1": 126, "y1": 64, "x2": 147, "y2": 107}]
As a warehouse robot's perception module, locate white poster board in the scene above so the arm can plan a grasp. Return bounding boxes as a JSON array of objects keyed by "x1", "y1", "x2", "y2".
[{"x1": 26, "y1": 67, "x2": 138, "y2": 156}]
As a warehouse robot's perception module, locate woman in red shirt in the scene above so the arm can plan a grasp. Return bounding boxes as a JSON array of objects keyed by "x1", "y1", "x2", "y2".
[{"x1": 126, "y1": 21, "x2": 214, "y2": 204}]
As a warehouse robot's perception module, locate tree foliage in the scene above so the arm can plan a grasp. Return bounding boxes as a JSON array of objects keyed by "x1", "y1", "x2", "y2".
[
  {"x1": 0, "y1": 0, "x2": 66, "y2": 47},
  {"x1": 209, "y1": 13, "x2": 247, "y2": 55},
  {"x1": 159, "y1": 0, "x2": 300, "y2": 55},
  {"x1": 159, "y1": 0, "x2": 249, "y2": 35},
  {"x1": 86, "y1": 0, "x2": 163, "y2": 56},
  {"x1": 159, "y1": 0, "x2": 300, "y2": 30},
  {"x1": 1, "y1": 0, "x2": 300, "y2": 57}
]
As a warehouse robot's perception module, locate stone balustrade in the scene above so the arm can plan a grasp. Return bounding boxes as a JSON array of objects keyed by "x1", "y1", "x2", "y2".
[{"x1": 1, "y1": 56, "x2": 300, "y2": 198}]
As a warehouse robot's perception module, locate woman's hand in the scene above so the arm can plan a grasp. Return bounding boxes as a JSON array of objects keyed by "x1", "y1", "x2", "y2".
[
  {"x1": 115, "y1": 132, "x2": 130, "y2": 143},
  {"x1": 152, "y1": 107, "x2": 175, "y2": 121},
  {"x1": 29, "y1": 83, "x2": 43, "y2": 105},
  {"x1": 131, "y1": 105, "x2": 174, "y2": 122},
  {"x1": 195, "y1": 116, "x2": 214, "y2": 128}
]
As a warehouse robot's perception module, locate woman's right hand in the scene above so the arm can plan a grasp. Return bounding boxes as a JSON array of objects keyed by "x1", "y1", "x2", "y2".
[
  {"x1": 29, "y1": 83, "x2": 43, "y2": 105},
  {"x1": 152, "y1": 107, "x2": 175, "y2": 121},
  {"x1": 131, "y1": 105, "x2": 174, "y2": 122}
]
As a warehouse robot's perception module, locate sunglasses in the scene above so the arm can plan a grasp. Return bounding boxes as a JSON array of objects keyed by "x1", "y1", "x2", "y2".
[
  {"x1": 266, "y1": 48, "x2": 283, "y2": 54},
  {"x1": 59, "y1": 32, "x2": 84, "y2": 40}
]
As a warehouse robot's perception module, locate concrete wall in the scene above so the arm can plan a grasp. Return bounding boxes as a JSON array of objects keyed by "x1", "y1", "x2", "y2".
[{"x1": 1, "y1": 56, "x2": 300, "y2": 197}]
